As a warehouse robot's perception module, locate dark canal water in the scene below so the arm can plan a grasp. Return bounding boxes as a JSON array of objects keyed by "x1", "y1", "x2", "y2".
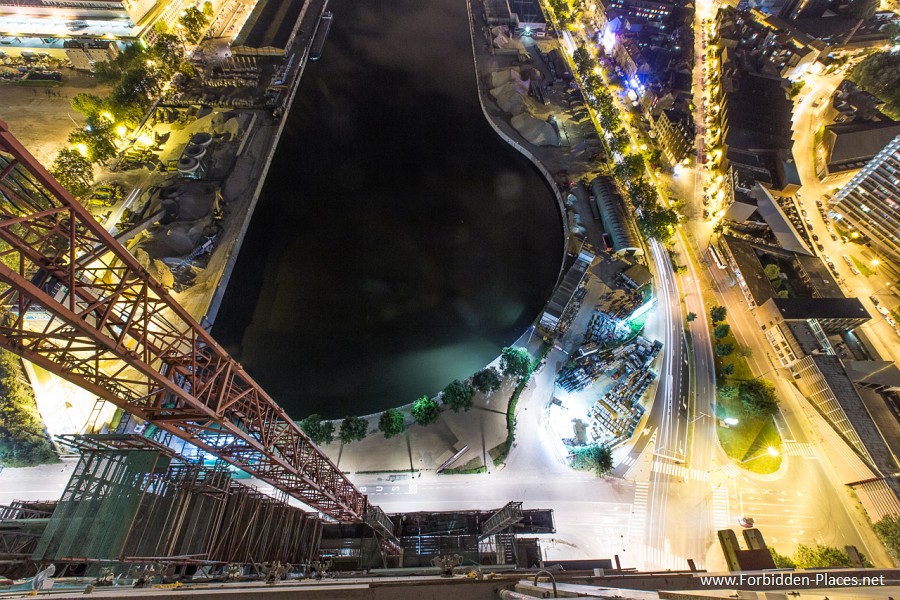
[{"x1": 213, "y1": 0, "x2": 562, "y2": 419}]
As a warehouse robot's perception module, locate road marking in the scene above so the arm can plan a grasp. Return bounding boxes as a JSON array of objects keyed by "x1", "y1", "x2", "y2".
[
  {"x1": 712, "y1": 486, "x2": 730, "y2": 530},
  {"x1": 650, "y1": 460, "x2": 710, "y2": 482},
  {"x1": 783, "y1": 441, "x2": 817, "y2": 458},
  {"x1": 629, "y1": 482, "x2": 649, "y2": 544}
]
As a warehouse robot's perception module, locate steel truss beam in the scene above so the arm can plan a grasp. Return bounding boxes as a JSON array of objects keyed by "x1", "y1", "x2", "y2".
[{"x1": 0, "y1": 121, "x2": 366, "y2": 521}]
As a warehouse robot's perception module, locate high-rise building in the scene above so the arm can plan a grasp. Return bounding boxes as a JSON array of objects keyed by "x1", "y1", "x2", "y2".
[{"x1": 832, "y1": 135, "x2": 900, "y2": 266}]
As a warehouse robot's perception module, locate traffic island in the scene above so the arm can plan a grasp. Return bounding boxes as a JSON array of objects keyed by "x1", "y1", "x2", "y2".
[{"x1": 709, "y1": 311, "x2": 784, "y2": 474}]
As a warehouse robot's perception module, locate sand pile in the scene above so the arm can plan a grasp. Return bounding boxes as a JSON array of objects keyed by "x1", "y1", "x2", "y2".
[{"x1": 511, "y1": 113, "x2": 559, "y2": 146}]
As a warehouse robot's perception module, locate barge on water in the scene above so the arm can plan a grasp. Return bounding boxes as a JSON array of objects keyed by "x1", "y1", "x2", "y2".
[{"x1": 309, "y1": 11, "x2": 333, "y2": 61}]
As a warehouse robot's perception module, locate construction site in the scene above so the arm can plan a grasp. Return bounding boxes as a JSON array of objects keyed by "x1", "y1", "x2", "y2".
[{"x1": 0, "y1": 120, "x2": 574, "y2": 594}]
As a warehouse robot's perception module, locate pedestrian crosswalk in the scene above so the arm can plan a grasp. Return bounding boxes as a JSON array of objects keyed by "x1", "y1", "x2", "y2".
[
  {"x1": 783, "y1": 441, "x2": 817, "y2": 458},
  {"x1": 650, "y1": 460, "x2": 710, "y2": 482},
  {"x1": 620, "y1": 455, "x2": 636, "y2": 467},
  {"x1": 629, "y1": 481, "x2": 649, "y2": 543},
  {"x1": 712, "y1": 486, "x2": 730, "y2": 530}
]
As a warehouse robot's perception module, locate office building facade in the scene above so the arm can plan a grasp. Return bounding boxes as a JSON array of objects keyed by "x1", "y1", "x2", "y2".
[{"x1": 833, "y1": 135, "x2": 900, "y2": 266}]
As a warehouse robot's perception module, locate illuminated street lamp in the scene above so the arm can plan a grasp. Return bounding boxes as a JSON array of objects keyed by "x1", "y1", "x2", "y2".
[{"x1": 741, "y1": 446, "x2": 779, "y2": 464}]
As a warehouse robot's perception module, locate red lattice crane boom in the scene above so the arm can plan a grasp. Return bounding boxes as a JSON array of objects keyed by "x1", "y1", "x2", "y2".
[{"x1": 0, "y1": 121, "x2": 367, "y2": 522}]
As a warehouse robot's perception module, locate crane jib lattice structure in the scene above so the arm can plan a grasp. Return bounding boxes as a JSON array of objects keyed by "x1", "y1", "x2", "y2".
[{"x1": 0, "y1": 121, "x2": 367, "y2": 522}]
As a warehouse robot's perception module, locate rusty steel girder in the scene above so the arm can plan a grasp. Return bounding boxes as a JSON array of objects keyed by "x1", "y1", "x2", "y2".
[{"x1": 0, "y1": 120, "x2": 366, "y2": 521}]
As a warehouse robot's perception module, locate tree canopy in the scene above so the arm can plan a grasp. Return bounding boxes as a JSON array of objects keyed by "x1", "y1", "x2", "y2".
[
  {"x1": 715, "y1": 343, "x2": 734, "y2": 357},
  {"x1": 718, "y1": 384, "x2": 738, "y2": 400},
  {"x1": 739, "y1": 379, "x2": 779, "y2": 418},
  {"x1": 764, "y1": 263, "x2": 782, "y2": 281},
  {"x1": 179, "y1": 6, "x2": 210, "y2": 43},
  {"x1": 849, "y1": 51, "x2": 900, "y2": 119},
  {"x1": 411, "y1": 396, "x2": 441, "y2": 426},
  {"x1": 50, "y1": 149, "x2": 93, "y2": 198},
  {"x1": 500, "y1": 346, "x2": 532, "y2": 379},
  {"x1": 441, "y1": 379, "x2": 474, "y2": 412},
  {"x1": 569, "y1": 444, "x2": 613, "y2": 476},
  {"x1": 378, "y1": 409, "x2": 406, "y2": 439},
  {"x1": 713, "y1": 323, "x2": 731, "y2": 340},
  {"x1": 710, "y1": 305, "x2": 727, "y2": 323},
  {"x1": 472, "y1": 366, "x2": 502, "y2": 394},
  {"x1": 0, "y1": 350, "x2": 58, "y2": 467},
  {"x1": 874, "y1": 514, "x2": 900, "y2": 561},
  {"x1": 299, "y1": 414, "x2": 334, "y2": 446},
  {"x1": 339, "y1": 416, "x2": 368, "y2": 444},
  {"x1": 793, "y1": 544, "x2": 863, "y2": 568}
]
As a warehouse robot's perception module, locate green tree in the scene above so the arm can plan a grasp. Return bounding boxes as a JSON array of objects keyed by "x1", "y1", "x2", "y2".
[
  {"x1": 686, "y1": 312, "x2": 697, "y2": 322},
  {"x1": 710, "y1": 305, "x2": 727, "y2": 323},
  {"x1": 713, "y1": 323, "x2": 731, "y2": 340},
  {"x1": 441, "y1": 379, "x2": 474, "y2": 412},
  {"x1": 70, "y1": 93, "x2": 104, "y2": 117},
  {"x1": 202, "y1": 0, "x2": 214, "y2": 17},
  {"x1": 569, "y1": 444, "x2": 613, "y2": 476},
  {"x1": 721, "y1": 363, "x2": 735, "y2": 376},
  {"x1": 0, "y1": 350, "x2": 57, "y2": 467},
  {"x1": 500, "y1": 346, "x2": 532, "y2": 379},
  {"x1": 739, "y1": 379, "x2": 779, "y2": 417},
  {"x1": 152, "y1": 32, "x2": 186, "y2": 67},
  {"x1": 411, "y1": 396, "x2": 441, "y2": 426},
  {"x1": 793, "y1": 544, "x2": 854, "y2": 568},
  {"x1": 764, "y1": 263, "x2": 782, "y2": 281},
  {"x1": 179, "y1": 6, "x2": 209, "y2": 43},
  {"x1": 299, "y1": 414, "x2": 334, "y2": 445},
  {"x1": 68, "y1": 118, "x2": 117, "y2": 164},
  {"x1": 849, "y1": 51, "x2": 900, "y2": 118},
  {"x1": 638, "y1": 203, "x2": 679, "y2": 242},
  {"x1": 339, "y1": 416, "x2": 368, "y2": 444},
  {"x1": 50, "y1": 148, "x2": 93, "y2": 198},
  {"x1": 770, "y1": 548, "x2": 796, "y2": 569},
  {"x1": 178, "y1": 62, "x2": 196, "y2": 79},
  {"x1": 614, "y1": 153, "x2": 645, "y2": 181},
  {"x1": 715, "y1": 342, "x2": 734, "y2": 357},
  {"x1": 378, "y1": 408, "x2": 406, "y2": 439},
  {"x1": 472, "y1": 366, "x2": 502, "y2": 394},
  {"x1": 572, "y1": 46, "x2": 595, "y2": 78},
  {"x1": 874, "y1": 514, "x2": 900, "y2": 561},
  {"x1": 776, "y1": 289, "x2": 790, "y2": 298},
  {"x1": 718, "y1": 384, "x2": 738, "y2": 400}
]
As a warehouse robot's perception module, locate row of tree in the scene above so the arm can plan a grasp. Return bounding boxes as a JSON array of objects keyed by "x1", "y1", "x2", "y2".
[
  {"x1": 299, "y1": 346, "x2": 535, "y2": 445},
  {"x1": 710, "y1": 305, "x2": 779, "y2": 418},
  {"x1": 770, "y1": 543, "x2": 872, "y2": 569},
  {"x1": 571, "y1": 45, "x2": 679, "y2": 242},
  {"x1": 0, "y1": 350, "x2": 58, "y2": 467},
  {"x1": 848, "y1": 50, "x2": 900, "y2": 120},
  {"x1": 50, "y1": 24, "x2": 201, "y2": 198}
]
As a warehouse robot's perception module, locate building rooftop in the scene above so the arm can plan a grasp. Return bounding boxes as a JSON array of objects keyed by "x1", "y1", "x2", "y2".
[
  {"x1": 825, "y1": 120, "x2": 900, "y2": 174},
  {"x1": 233, "y1": 0, "x2": 306, "y2": 52},
  {"x1": 768, "y1": 296, "x2": 870, "y2": 321},
  {"x1": 811, "y1": 355, "x2": 900, "y2": 481}
]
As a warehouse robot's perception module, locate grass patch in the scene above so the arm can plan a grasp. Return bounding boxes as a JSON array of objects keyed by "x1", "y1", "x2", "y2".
[
  {"x1": 716, "y1": 392, "x2": 783, "y2": 474},
  {"x1": 851, "y1": 256, "x2": 874, "y2": 277},
  {"x1": 711, "y1": 321, "x2": 782, "y2": 474},
  {"x1": 443, "y1": 456, "x2": 486, "y2": 475}
]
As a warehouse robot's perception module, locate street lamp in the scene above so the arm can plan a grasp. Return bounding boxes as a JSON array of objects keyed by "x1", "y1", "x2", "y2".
[{"x1": 740, "y1": 446, "x2": 779, "y2": 464}]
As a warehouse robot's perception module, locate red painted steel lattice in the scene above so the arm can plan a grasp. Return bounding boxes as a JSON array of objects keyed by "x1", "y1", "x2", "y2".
[{"x1": 0, "y1": 121, "x2": 366, "y2": 521}]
